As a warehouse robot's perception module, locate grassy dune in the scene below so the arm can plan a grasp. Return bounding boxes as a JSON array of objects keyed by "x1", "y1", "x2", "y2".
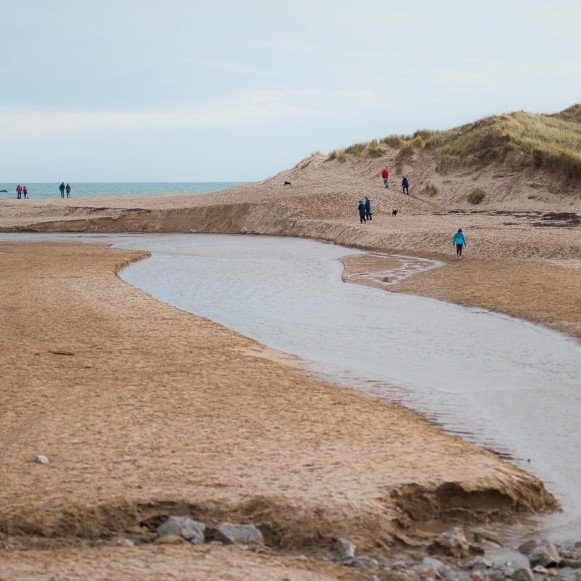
[{"x1": 327, "y1": 104, "x2": 581, "y2": 183}]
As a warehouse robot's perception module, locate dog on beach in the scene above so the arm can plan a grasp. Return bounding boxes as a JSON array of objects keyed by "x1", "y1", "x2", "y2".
[
  {"x1": 392, "y1": 208, "x2": 398, "y2": 217},
  {"x1": 284, "y1": 180, "x2": 292, "y2": 186}
]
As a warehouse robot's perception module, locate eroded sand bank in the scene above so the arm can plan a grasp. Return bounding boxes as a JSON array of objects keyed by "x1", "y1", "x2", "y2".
[{"x1": 0, "y1": 242, "x2": 556, "y2": 576}]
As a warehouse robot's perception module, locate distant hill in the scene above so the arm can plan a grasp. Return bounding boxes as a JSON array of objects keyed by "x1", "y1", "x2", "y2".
[{"x1": 317, "y1": 105, "x2": 581, "y2": 209}]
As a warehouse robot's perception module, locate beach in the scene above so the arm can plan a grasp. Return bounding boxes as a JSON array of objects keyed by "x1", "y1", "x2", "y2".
[
  {"x1": 0, "y1": 240, "x2": 558, "y2": 573},
  {"x1": 0, "y1": 170, "x2": 579, "y2": 578},
  {"x1": 1, "y1": 158, "x2": 580, "y2": 337}
]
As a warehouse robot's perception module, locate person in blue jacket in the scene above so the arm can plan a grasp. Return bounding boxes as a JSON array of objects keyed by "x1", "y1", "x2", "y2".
[{"x1": 452, "y1": 228, "x2": 467, "y2": 258}]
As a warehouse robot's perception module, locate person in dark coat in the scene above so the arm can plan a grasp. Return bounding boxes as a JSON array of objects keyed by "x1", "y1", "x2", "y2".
[
  {"x1": 358, "y1": 200, "x2": 366, "y2": 224},
  {"x1": 364, "y1": 196, "x2": 372, "y2": 221}
]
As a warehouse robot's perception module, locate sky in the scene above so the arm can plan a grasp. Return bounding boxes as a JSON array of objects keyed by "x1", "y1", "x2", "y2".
[{"x1": 1, "y1": 0, "x2": 580, "y2": 182}]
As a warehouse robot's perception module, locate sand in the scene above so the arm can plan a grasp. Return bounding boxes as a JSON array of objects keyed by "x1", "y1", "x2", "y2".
[
  {"x1": 0, "y1": 546, "x2": 367, "y2": 581},
  {"x1": 0, "y1": 157, "x2": 579, "y2": 576},
  {"x1": 0, "y1": 157, "x2": 579, "y2": 336},
  {"x1": 0, "y1": 544, "x2": 361, "y2": 581},
  {"x1": 0, "y1": 242, "x2": 556, "y2": 577}
]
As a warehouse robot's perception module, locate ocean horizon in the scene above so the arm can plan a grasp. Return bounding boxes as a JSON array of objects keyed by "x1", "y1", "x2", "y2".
[{"x1": 0, "y1": 182, "x2": 246, "y2": 200}]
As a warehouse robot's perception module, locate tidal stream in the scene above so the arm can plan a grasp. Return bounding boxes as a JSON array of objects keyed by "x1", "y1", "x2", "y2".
[{"x1": 3, "y1": 233, "x2": 580, "y2": 540}]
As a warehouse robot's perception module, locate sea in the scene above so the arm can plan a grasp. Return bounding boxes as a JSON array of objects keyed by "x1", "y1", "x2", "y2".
[{"x1": 0, "y1": 182, "x2": 245, "y2": 200}]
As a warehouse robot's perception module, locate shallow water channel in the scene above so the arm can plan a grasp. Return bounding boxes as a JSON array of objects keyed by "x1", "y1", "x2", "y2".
[{"x1": 4, "y1": 233, "x2": 581, "y2": 540}]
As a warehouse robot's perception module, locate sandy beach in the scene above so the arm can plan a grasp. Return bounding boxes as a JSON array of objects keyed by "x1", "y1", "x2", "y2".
[
  {"x1": 0, "y1": 157, "x2": 579, "y2": 578},
  {"x1": 1, "y1": 156, "x2": 580, "y2": 337},
  {"x1": 0, "y1": 240, "x2": 558, "y2": 577},
  {"x1": 4, "y1": 0, "x2": 580, "y2": 575}
]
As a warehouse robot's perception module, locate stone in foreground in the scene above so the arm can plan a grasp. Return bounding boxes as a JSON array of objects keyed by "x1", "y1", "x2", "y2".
[
  {"x1": 512, "y1": 566, "x2": 535, "y2": 581},
  {"x1": 529, "y1": 540, "x2": 561, "y2": 567},
  {"x1": 335, "y1": 538, "x2": 356, "y2": 560},
  {"x1": 344, "y1": 556, "x2": 379, "y2": 569},
  {"x1": 215, "y1": 523, "x2": 263, "y2": 545},
  {"x1": 35, "y1": 455, "x2": 50, "y2": 465},
  {"x1": 157, "y1": 516, "x2": 205, "y2": 544},
  {"x1": 430, "y1": 527, "x2": 470, "y2": 558},
  {"x1": 110, "y1": 536, "x2": 135, "y2": 547}
]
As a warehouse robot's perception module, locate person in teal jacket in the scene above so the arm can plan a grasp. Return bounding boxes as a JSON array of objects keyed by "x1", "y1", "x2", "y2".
[
  {"x1": 452, "y1": 228, "x2": 467, "y2": 258},
  {"x1": 358, "y1": 200, "x2": 366, "y2": 224}
]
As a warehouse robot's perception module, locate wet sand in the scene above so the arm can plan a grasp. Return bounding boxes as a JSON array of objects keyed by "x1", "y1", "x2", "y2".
[{"x1": 0, "y1": 241, "x2": 556, "y2": 577}]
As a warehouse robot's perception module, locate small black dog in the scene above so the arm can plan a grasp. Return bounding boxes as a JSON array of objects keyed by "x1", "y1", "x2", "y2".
[
  {"x1": 284, "y1": 180, "x2": 292, "y2": 186},
  {"x1": 392, "y1": 208, "x2": 398, "y2": 217}
]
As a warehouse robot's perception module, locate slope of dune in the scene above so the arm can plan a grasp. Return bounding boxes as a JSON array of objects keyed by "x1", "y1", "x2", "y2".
[{"x1": 322, "y1": 104, "x2": 581, "y2": 209}]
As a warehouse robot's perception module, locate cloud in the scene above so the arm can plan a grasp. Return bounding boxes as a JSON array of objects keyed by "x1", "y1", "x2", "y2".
[{"x1": 0, "y1": 88, "x2": 381, "y2": 138}]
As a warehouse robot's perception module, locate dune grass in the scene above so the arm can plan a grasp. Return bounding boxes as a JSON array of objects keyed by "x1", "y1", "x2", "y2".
[
  {"x1": 395, "y1": 143, "x2": 415, "y2": 168},
  {"x1": 326, "y1": 105, "x2": 581, "y2": 182},
  {"x1": 468, "y1": 187, "x2": 486, "y2": 205},
  {"x1": 381, "y1": 135, "x2": 405, "y2": 149},
  {"x1": 421, "y1": 108, "x2": 581, "y2": 180},
  {"x1": 422, "y1": 182, "x2": 439, "y2": 197}
]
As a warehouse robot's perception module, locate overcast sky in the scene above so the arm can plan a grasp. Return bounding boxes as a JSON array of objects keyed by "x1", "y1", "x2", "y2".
[{"x1": 1, "y1": 0, "x2": 580, "y2": 182}]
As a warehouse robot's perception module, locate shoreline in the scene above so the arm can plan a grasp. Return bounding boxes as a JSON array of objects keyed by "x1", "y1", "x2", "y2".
[{"x1": 0, "y1": 240, "x2": 560, "y2": 578}]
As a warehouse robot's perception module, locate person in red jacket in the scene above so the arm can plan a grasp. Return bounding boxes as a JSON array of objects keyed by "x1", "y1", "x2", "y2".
[
  {"x1": 381, "y1": 168, "x2": 389, "y2": 188},
  {"x1": 16, "y1": 184, "x2": 23, "y2": 199}
]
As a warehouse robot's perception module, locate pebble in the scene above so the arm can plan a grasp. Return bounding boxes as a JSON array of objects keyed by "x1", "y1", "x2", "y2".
[
  {"x1": 429, "y1": 527, "x2": 470, "y2": 558},
  {"x1": 562, "y1": 559, "x2": 581, "y2": 569},
  {"x1": 473, "y1": 530, "x2": 503, "y2": 547},
  {"x1": 215, "y1": 523, "x2": 263, "y2": 545},
  {"x1": 335, "y1": 538, "x2": 356, "y2": 560},
  {"x1": 110, "y1": 536, "x2": 135, "y2": 547},
  {"x1": 528, "y1": 540, "x2": 561, "y2": 567},
  {"x1": 344, "y1": 556, "x2": 379, "y2": 569},
  {"x1": 35, "y1": 455, "x2": 50, "y2": 465},
  {"x1": 157, "y1": 516, "x2": 205, "y2": 544},
  {"x1": 517, "y1": 540, "x2": 538, "y2": 555},
  {"x1": 470, "y1": 556, "x2": 492, "y2": 571},
  {"x1": 512, "y1": 565, "x2": 535, "y2": 581}
]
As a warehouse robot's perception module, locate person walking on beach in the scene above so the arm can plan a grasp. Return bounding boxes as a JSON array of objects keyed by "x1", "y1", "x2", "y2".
[
  {"x1": 358, "y1": 200, "x2": 367, "y2": 224},
  {"x1": 402, "y1": 177, "x2": 409, "y2": 195},
  {"x1": 65, "y1": 183, "x2": 71, "y2": 198},
  {"x1": 16, "y1": 184, "x2": 23, "y2": 199},
  {"x1": 22, "y1": 185, "x2": 28, "y2": 199},
  {"x1": 59, "y1": 182, "x2": 65, "y2": 198},
  {"x1": 452, "y1": 228, "x2": 467, "y2": 259},
  {"x1": 364, "y1": 196, "x2": 372, "y2": 221},
  {"x1": 381, "y1": 168, "x2": 389, "y2": 188}
]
